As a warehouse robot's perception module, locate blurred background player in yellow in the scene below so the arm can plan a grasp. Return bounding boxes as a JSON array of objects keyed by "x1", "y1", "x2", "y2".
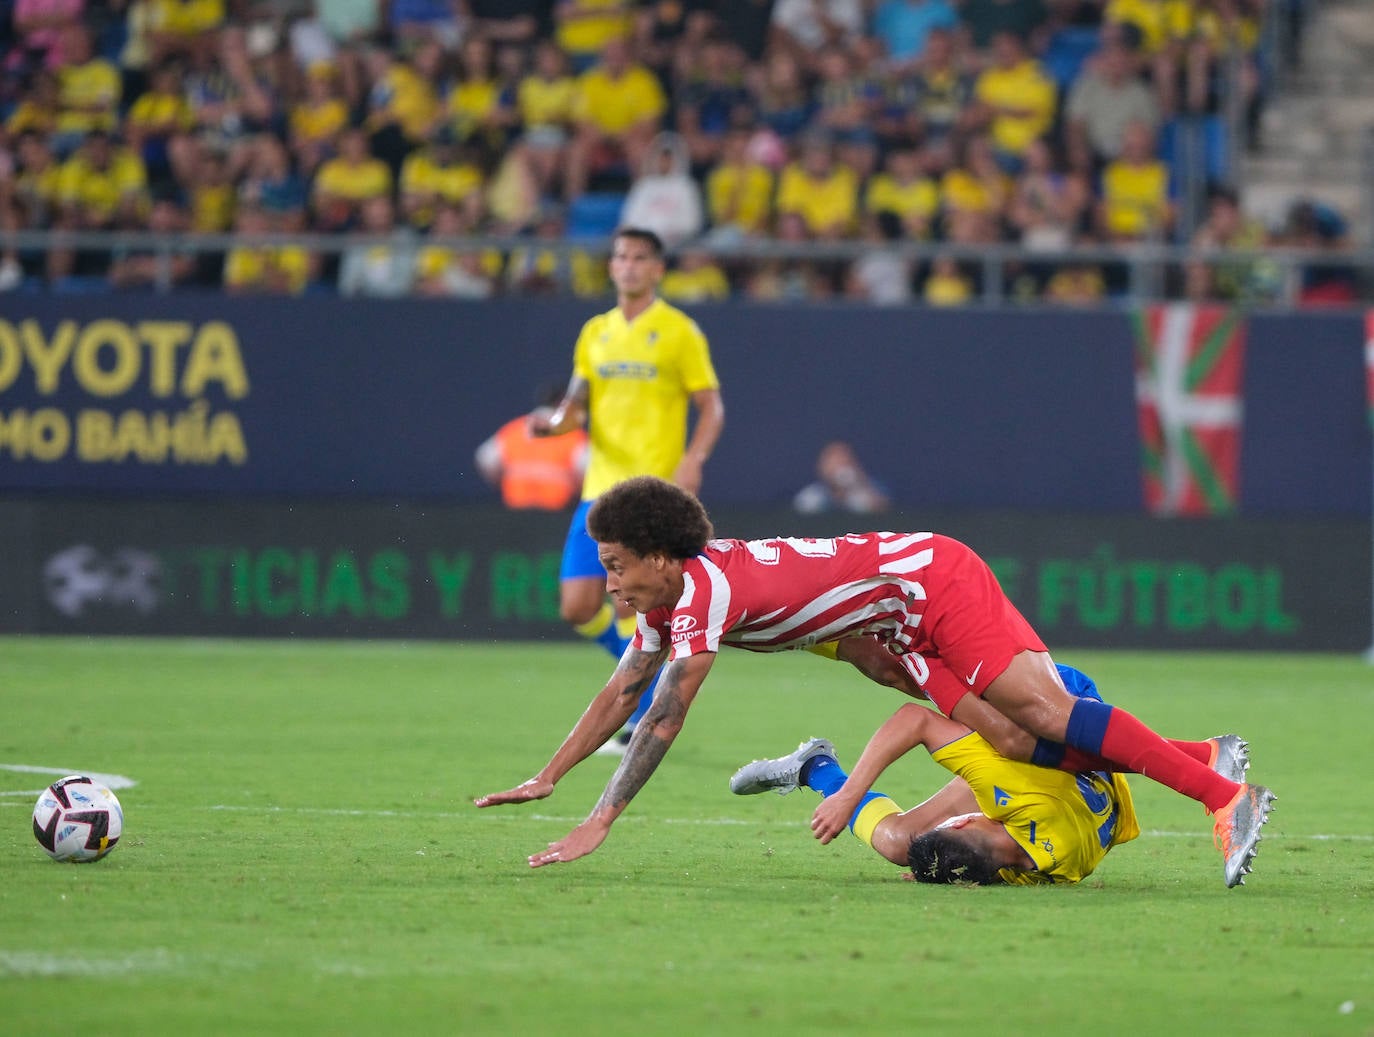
[
  {"x1": 529, "y1": 226, "x2": 724, "y2": 751},
  {"x1": 729, "y1": 665, "x2": 1159, "y2": 885}
]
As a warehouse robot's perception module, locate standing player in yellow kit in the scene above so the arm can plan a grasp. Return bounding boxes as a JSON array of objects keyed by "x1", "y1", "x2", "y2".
[{"x1": 530, "y1": 227, "x2": 725, "y2": 747}]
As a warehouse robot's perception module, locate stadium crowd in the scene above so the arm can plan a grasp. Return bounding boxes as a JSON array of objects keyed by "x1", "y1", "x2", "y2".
[{"x1": 0, "y1": 0, "x2": 1352, "y2": 304}]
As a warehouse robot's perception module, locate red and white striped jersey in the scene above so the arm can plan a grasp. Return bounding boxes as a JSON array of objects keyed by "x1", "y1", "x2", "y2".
[{"x1": 634, "y1": 532, "x2": 944, "y2": 661}]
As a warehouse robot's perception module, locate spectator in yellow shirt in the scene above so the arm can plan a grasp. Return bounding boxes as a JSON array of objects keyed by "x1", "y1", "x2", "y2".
[
  {"x1": 290, "y1": 61, "x2": 351, "y2": 177},
  {"x1": 56, "y1": 130, "x2": 147, "y2": 229},
  {"x1": 4, "y1": 69, "x2": 60, "y2": 140},
  {"x1": 940, "y1": 133, "x2": 1011, "y2": 244},
  {"x1": 413, "y1": 203, "x2": 501, "y2": 298},
  {"x1": 185, "y1": 142, "x2": 236, "y2": 232},
  {"x1": 399, "y1": 129, "x2": 485, "y2": 231},
  {"x1": 362, "y1": 41, "x2": 443, "y2": 174},
  {"x1": 516, "y1": 39, "x2": 578, "y2": 197},
  {"x1": 705, "y1": 127, "x2": 775, "y2": 238},
  {"x1": 1044, "y1": 263, "x2": 1107, "y2": 305},
  {"x1": 865, "y1": 146, "x2": 939, "y2": 240},
  {"x1": 446, "y1": 35, "x2": 504, "y2": 154},
  {"x1": 554, "y1": 0, "x2": 634, "y2": 72},
  {"x1": 312, "y1": 126, "x2": 393, "y2": 231},
  {"x1": 660, "y1": 247, "x2": 731, "y2": 303},
  {"x1": 969, "y1": 31, "x2": 1057, "y2": 169},
  {"x1": 48, "y1": 130, "x2": 148, "y2": 280},
  {"x1": 776, "y1": 131, "x2": 859, "y2": 240},
  {"x1": 923, "y1": 255, "x2": 974, "y2": 305},
  {"x1": 124, "y1": 60, "x2": 195, "y2": 185},
  {"x1": 564, "y1": 35, "x2": 666, "y2": 201},
  {"x1": 1, "y1": 131, "x2": 61, "y2": 287},
  {"x1": 224, "y1": 203, "x2": 313, "y2": 295},
  {"x1": 147, "y1": 0, "x2": 225, "y2": 64},
  {"x1": 8, "y1": 131, "x2": 64, "y2": 230},
  {"x1": 1097, "y1": 119, "x2": 1173, "y2": 243},
  {"x1": 1102, "y1": 0, "x2": 1193, "y2": 115},
  {"x1": 53, "y1": 25, "x2": 122, "y2": 151}
]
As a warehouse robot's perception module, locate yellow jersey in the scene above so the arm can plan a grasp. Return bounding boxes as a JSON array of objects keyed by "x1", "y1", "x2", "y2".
[
  {"x1": 4, "y1": 98, "x2": 57, "y2": 137},
  {"x1": 127, "y1": 91, "x2": 195, "y2": 136},
  {"x1": 149, "y1": 0, "x2": 226, "y2": 37},
  {"x1": 932, "y1": 732, "x2": 1139, "y2": 885},
  {"x1": 191, "y1": 181, "x2": 235, "y2": 232},
  {"x1": 661, "y1": 264, "x2": 731, "y2": 304},
  {"x1": 572, "y1": 64, "x2": 665, "y2": 134},
  {"x1": 974, "y1": 59, "x2": 1057, "y2": 156},
  {"x1": 58, "y1": 149, "x2": 147, "y2": 220},
  {"x1": 370, "y1": 64, "x2": 440, "y2": 142},
  {"x1": 705, "y1": 163, "x2": 774, "y2": 234},
  {"x1": 865, "y1": 174, "x2": 940, "y2": 225},
  {"x1": 224, "y1": 246, "x2": 310, "y2": 294},
  {"x1": 572, "y1": 297, "x2": 719, "y2": 498},
  {"x1": 446, "y1": 77, "x2": 501, "y2": 141},
  {"x1": 1101, "y1": 159, "x2": 1170, "y2": 238},
  {"x1": 556, "y1": 0, "x2": 633, "y2": 57},
  {"x1": 940, "y1": 168, "x2": 1009, "y2": 214},
  {"x1": 314, "y1": 157, "x2": 393, "y2": 203},
  {"x1": 518, "y1": 74, "x2": 577, "y2": 129},
  {"x1": 1104, "y1": 0, "x2": 1194, "y2": 54},
  {"x1": 415, "y1": 245, "x2": 503, "y2": 281},
  {"x1": 290, "y1": 98, "x2": 349, "y2": 146},
  {"x1": 776, "y1": 162, "x2": 858, "y2": 236},
  {"x1": 56, "y1": 60, "x2": 121, "y2": 134}
]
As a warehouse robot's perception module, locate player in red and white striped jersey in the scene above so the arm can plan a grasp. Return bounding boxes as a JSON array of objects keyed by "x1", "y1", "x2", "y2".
[{"x1": 475, "y1": 476, "x2": 1275, "y2": 888}]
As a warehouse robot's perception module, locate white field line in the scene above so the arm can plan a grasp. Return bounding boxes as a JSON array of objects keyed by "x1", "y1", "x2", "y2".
[
  {"x1": 0, "y1": 948, "x2": 460, "y2": 980},
  {"x1": 0, "y1": 764, "x2": 138, "y2": 795}
]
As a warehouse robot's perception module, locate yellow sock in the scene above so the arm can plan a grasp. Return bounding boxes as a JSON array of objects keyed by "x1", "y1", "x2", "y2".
[
  {"x1": 574, "y1": 603, "x2": 619, "y2": 654},
  {"x1": 615, "y1": 614, "x2": 638, "y2": 641},
  {"x1": 850, "y1": 797, "x2": 901, "y2": 849}
]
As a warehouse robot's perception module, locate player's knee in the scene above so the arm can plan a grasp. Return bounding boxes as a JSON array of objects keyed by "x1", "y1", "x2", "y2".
[
  {"x1": 560, "y1": 600, "x2": 600, "y2": 626},
  {"x1": 559, "y1": 585, "x2": 607, "y2": 626}
]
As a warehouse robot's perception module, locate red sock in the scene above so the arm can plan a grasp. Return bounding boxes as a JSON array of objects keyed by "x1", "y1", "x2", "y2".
[
  {"x1": 1100, "y1": 710, "x2": 1238, "y2": 812},
  {"x1": 1057, "y1": 738, "x2": 1213, "y2": 775},
  {"x1": 1056, "y1": 745, "x2": 1110, "y2": 772},
  {"x1": 1168, "y1": 739, "x2": 1214, "y2": 765}
]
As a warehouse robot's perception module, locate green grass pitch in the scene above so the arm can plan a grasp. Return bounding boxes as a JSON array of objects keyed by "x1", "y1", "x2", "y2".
[{"x1": 1, "y1": 637, "x2": 1371, "y2": 1035}]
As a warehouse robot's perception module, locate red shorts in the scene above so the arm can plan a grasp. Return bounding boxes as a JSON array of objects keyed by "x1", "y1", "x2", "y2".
[{"x1": 896, "y1": 535, "x2": 1046, "y2": 716}]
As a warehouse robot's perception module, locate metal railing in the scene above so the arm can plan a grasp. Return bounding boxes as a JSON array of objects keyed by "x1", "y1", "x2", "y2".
[{"x1": 1, "y1": 228, "x2": 1369, "y2": 308}]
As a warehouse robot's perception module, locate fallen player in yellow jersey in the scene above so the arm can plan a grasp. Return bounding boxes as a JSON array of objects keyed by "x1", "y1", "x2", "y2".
[{"x1": 731, "y1": 665, "x2": 1249, "y2": 886}]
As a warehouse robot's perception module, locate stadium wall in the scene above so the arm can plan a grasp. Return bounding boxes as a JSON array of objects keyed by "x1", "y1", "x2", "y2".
[
  {"x1": 0, "y1": 497, "x2": 1366, "y2": 651},
  {"x1": 0, "y1": 297, "x2": 1369, "y2": 515}
]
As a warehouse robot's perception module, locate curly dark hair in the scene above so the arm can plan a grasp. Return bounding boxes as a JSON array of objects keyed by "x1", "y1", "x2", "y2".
[
  {"x1": 907, "y1": 829, "x2": 1004, "y2": 886},
  {"x1": 586, "y1": 476, "x2": 713, "y2": 560}
]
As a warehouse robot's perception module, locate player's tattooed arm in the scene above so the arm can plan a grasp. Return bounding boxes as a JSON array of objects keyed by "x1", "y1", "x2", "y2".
[
  {"x1": 523, "y1": 652, "x2": 715, "y2": 867},
  {"x1": 596, "y1": 653, "x2": 713, "y2": 813},
  {"x1": 613, "y1": 645, "x2": 662, "y2": 709}
]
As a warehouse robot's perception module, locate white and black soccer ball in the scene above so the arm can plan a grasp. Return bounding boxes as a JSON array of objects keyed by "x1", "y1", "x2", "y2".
[{"x1": 32, "y1": 776, "x2": 124, "y2": 862}]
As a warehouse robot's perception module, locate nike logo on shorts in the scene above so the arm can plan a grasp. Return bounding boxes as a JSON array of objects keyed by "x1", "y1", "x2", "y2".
[{"x1": 965, "y1": 661, "x2": 983, "y2": 686}]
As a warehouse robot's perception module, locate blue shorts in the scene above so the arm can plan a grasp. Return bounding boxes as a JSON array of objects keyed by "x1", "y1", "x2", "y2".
[
  {"x1": 1057, "y1": 664, "x2": 1102, "y2": 702},
  {"x1": 559, "y1": 500, "x2": 605, "y2": 581}
]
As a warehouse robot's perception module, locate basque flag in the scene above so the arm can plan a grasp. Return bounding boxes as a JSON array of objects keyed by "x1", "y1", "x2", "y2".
[{"x1": 1133, "y1": 304, "x2": 1247, "y2": 516}]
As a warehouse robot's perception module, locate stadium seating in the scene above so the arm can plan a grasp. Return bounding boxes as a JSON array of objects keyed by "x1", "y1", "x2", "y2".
[{"x1": 566, "y1": 192, "x2": 627, "y2": 240}]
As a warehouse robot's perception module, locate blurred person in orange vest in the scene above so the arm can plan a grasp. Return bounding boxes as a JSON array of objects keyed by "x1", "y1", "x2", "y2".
[{"x1": 475, "y1": 387, "x2": 589, "y2": 510}]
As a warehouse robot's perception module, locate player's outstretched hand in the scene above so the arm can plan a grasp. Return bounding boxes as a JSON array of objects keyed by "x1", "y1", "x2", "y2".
[
  {"x1": 528, "y1": 818, "x2": 610, "y2": 868},
  {"x1": 473, "y1": 777, "x2": 554, "y2": 808}
]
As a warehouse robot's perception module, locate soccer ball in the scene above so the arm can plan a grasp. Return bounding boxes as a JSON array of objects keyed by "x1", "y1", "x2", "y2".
[{"x1": 32, "y1": 776, "x2": 124, "y2": 863}]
